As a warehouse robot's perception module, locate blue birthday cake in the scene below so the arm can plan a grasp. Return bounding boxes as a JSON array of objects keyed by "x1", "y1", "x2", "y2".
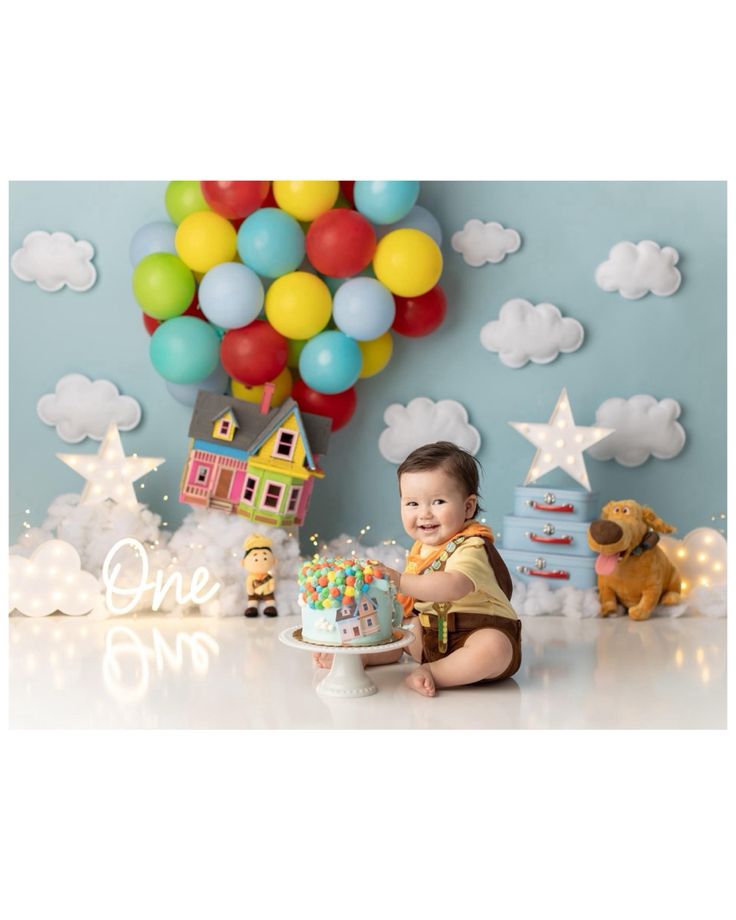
[{"x1": 298, "y1": 557, "x2": 404, "y2": 646}]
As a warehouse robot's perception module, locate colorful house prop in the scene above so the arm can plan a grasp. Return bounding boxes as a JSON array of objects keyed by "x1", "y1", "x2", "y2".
[
  {"x1": 335, "y1": 596, "x2": 380, "y2": 642},
  {"x1": 179, "y1": 387, "x2": 331, "y2": 527}
]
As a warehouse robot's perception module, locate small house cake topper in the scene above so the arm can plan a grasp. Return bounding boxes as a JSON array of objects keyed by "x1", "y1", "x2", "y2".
[{"x1": 179, "y1": 384, "x2": 331, "y2": 526}]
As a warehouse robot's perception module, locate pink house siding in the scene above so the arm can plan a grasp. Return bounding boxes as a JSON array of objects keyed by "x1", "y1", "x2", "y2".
[
  {"x1": 230, "y1": 470, "x2": 246, "y2": 502},
  {"x1": 296, "y1": 476, "x2": 315, "y2": 523}
]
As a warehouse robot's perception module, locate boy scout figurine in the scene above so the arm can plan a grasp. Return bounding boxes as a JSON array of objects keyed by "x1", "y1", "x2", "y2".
[{"x1": 242, "y1": 534, "x2": 278, "y2": 617}]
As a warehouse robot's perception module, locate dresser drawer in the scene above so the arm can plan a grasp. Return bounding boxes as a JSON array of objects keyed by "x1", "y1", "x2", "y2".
[
  {"x1": 501, "y1": 515, "x2": 595, "y2": 557},
  {"x1": 499, "y1": 547, "x2": 597, "y2": 590},
  {"x1": 513, "y1": 485, "x2": 599, "y2": 523}
]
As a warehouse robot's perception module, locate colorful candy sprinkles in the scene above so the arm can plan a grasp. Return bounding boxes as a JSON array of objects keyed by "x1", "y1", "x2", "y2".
[{"x1": 298, "y1": 557, "x2": 386, "y2": 610}]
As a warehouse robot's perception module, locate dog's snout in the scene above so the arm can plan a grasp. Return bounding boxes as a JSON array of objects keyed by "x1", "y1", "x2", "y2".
[{"x1": 589, "y1": 520, "x2": 623, "y2": 545}]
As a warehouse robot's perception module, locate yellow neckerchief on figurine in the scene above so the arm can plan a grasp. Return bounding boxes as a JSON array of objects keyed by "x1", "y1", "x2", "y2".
[{"x1": 397, "y1": 521, "x2": 509, "y2": 653}]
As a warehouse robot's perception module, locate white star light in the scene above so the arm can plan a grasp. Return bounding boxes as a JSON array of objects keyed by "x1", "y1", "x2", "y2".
[
  {"x1": 57, "y1": 423, "x2": 164, "y2": 508},
  {"x1": 509, "y1": 388, "x2": 614, "y2": 491}
]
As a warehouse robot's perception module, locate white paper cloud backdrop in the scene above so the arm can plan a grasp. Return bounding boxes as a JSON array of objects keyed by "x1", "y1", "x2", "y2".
[
  {"x1": 11, "y1": 230, "x2": 97, "y2": 292},
  {"x1": 480, "y1": 299, "x2": 585, "y2": 368},
  {"x1": 587, "y1": 395, "x2": 686, "y2": 466},
  {"x1": 9, "y1": 540, "x2": 102, "y2": 617},
  {"x1": 595, "y1": 240, "x2": 682, "y2": 299},
  {"x1": 451, "y1": 219, "x2": 521, "y2": 266},
  {"x1": 38, "y1": 374, "x2": 142, "y2": 442},
  {"x1": 379, "y1": 397, "x2": 481, "y2": 463}
]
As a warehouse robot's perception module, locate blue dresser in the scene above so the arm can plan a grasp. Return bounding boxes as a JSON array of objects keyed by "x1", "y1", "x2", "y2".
[{"x1": 499, "y1": 486, "x2": 599, "y2": 589}]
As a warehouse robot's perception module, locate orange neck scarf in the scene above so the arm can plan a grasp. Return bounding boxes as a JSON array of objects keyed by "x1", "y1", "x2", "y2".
[{"x1": 397, "y1": 521, "x2": 496, "y2": 617}]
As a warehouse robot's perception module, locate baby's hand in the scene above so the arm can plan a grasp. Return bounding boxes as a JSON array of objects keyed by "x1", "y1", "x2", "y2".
[{"x1": 383, "y1": 567, "x2": 403, "y2": 591}]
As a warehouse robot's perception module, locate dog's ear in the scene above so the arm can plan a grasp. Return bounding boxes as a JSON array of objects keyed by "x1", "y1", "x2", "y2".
[{"x1": 641, "y1": 506, "x2": 676, "y2": 534}]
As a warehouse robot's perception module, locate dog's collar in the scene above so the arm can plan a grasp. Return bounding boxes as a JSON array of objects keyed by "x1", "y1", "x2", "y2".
[{"x1": 629, "y1": 530, "x2": 659, "y2": 556}]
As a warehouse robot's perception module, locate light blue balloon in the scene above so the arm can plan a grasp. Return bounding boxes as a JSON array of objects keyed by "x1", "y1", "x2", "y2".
[
  {"x1": 374, "y1": 205, "x2": 443, "y2": 247},
  {"x1": 129, "y1": 221, "x2": 178, "y2": 267},
  {"x1": 150, "y1": 316, "x2": 221, "y2": 384},
  {"x1": 333, "y1": 277, "x2": 395, "y2": 341},
  {"x1": 353, "y1": 181, "x2": 420, "y2": 225},
  {"x1": 299, "y1": 330, "x2": 362, "y2": 395},
  {"x1": 237, "y1": 208, "x2": 305, "y2": 278},
  {"x1": 165, "y1": 362, "x2": 230, "y2": 406},
  {"x1": 198, "y1": 262, "x2": 264, "y2": 329}
]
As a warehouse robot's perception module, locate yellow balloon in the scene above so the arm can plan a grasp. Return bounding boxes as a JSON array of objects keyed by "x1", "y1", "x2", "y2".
[
  {"x1": 231, "y1": 366, "x2": 293, "y2": 406},
  {"x1": 272, "y1": 181, "x2": 339, "y2": 221},
  {"x1": 359, "y1": 332, "x2": 393, "y2": 378},
  {"x1": 265, "y1": 271, "x2": 332, "y2": 339},
  {"x1": 175, "y1": 210, "x2": 237, "y2": 273},
  {"x1": 373, "y1": 228, "x2": 443, "y2": 297}
]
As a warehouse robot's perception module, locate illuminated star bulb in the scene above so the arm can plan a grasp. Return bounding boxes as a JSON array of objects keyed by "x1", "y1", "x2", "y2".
[{"x1": 57, "y1": 423, "x2": 164, "y2": 508}]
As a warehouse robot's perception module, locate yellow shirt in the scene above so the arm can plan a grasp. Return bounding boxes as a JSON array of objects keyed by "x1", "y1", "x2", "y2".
[{"x1": 413, "y1": 536, "x2": 517, "y2": 622}]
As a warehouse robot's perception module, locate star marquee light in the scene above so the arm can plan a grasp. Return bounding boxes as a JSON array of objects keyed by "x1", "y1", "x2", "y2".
[
  {"x1": 57, "y1": 423, "x2": 165, "y2": 508},
  {"x1": 509, "y1": 388, "x2": 614, "y2": 491}
]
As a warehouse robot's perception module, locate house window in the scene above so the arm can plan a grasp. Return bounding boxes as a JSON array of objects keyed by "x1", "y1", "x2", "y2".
[
  {"x1": 215, "y1": 418, "x2": 233, "y2": 438},
  {"x1": 242, "y1": 475, "x2": 259, "y2": 505},
  {"x1": 286, "y1": 485, "x2": 302, "y2": 514},
  {"x1": 195, "y1": 465, "x2": 209, "y2": 485},
  {"x1": 260, "y1": 481, "x2": 285, "y2": 511},
  {"x1": 272, "y1": 428, "x2": 296, "y2": 460}
]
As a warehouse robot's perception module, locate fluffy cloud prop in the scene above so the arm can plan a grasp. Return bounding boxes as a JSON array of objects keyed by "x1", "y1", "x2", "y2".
[
  {"x1": 595, "y1": 240, "x2": 681, "y2": 300},
  {"x1": 480, "y1": 299, "x2": 585, "y2": 368},
  {"x1": 37, "y1": 374, "x2": 142, "y2": 442},
  {"x1": 378, "y1": 397, "x2": 481, "y2": 463},
  {"x1": 9, "y1": 540, "x2": 102, "y2": 617},
  {"x1": 510, "y1": 579, "x2": 601, "y2": 618},
  {"x1": 660, "y1": 528, "x2": 726, "y2": 618},
  {"x1": 451, "y1": 219, "x2": 521, "y2": 267},
  {"x1": 10, "y1": 495, "x2": 302, "y2": 618},
  {"x1": 11, "y1": 230, "x2": 97, "y2": 292},
  {"x1": 587, "y1": 394, "x2": 685, "y2": 466}
]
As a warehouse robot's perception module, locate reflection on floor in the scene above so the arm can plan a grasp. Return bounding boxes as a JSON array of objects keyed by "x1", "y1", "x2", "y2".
[{"x1": 8, "y1": 613, "x2": 726, "y2": 729}]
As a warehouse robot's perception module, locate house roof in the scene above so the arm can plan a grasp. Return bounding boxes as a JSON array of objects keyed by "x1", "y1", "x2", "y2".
[{"x1": 189, "y1": 391, "x2": 332, "y2": 460}]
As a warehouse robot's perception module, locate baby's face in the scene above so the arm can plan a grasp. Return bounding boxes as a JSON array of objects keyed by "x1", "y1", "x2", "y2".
[{"x1": 399, "y1": 467, "x2": 476, "y2": 546}]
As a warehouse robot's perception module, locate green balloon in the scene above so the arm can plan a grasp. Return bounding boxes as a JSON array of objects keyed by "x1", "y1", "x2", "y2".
[
  {"x1": 165, "y1": 181, "x2": 210, "y2": 225},
  {"x1": 133, "y1": 253, "x2": 195, "y2": 320},
  {"x1": 286, "y1": 338, "x2": 307, "y2": 368}
]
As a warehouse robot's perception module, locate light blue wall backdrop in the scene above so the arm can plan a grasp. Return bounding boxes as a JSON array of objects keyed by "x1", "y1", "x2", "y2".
[{"x1": 8, "y1": 182, "x2": 727, "y2": 551}]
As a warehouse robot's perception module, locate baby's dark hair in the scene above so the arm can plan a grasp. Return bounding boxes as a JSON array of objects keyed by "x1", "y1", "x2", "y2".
[{"x1": 397, "y1": 441, "x2": 483, "y2": 518}]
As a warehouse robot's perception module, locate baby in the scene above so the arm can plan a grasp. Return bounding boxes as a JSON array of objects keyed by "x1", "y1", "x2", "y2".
[{"x1": 315, "y1": 441, "x2": 521, "y2": 696}]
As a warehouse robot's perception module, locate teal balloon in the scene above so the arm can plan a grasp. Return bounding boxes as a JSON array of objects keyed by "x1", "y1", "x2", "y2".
[
  {"x1": 353, "y1": 181, "x2": 420, "y2": 224},
  {"x1": 299, "y1": 330, "x2": 362, "y2": 394},
  {"x1": 150, "y1": 316, "x2": 221, "y2": 384},
  {"x1": 237, "y1": 208, "x2": 305, "y2": 278}
]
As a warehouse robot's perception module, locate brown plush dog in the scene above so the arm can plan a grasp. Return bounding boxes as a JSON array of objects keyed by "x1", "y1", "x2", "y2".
[{"x1": 587, "y1": 500, "x2": 682, "y2": 621}]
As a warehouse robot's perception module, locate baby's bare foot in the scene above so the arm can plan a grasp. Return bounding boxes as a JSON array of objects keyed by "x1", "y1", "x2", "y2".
[
  {"x1": 405, "y1": 665, "x2": 436, "y2": 697},
  {"x1": 312, "y1": 652, "x2": 334, "y2": 669}
]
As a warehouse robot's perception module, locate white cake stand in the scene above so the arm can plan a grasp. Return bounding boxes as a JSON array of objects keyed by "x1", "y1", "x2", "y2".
[{"x1": 279, "y1": 626, "x2": 414, "y2": 698}]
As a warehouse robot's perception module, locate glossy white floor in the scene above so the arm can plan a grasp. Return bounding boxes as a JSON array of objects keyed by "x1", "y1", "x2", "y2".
[{"x1": 8, "y1": 612, "x2": 726, "y2": 729}]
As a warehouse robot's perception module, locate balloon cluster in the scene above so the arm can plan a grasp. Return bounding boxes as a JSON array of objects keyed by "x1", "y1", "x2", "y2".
[{"x1": 130, "y1": 181, "x2": 447, "y2": 431}]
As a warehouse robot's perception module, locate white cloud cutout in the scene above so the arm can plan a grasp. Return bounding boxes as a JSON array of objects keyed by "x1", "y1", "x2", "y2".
[
  {"x1": 9, "y1": 540, "x2": 102, "y2": 617},
  {"x1": 11, "y1": 230, "x2": 97, "y2": 292},
  {"x1": 451, "y1": 219, "x2": 521, "y2": 267},
  {"x1": 595, "y1": 240, "x2": 681, "y2": 300},
  {"x1": 480, "y1": 298, "x2": 584, "y2": 368},
  {"x1": 37, "y1": 374, "x2": 142, "y2": 442},
  {"x1": 587, "y1": 394, "x2": 686, "y2": 466},
  {"x1": 378, "y1": 397, "x2": 481, "y2": 463}
]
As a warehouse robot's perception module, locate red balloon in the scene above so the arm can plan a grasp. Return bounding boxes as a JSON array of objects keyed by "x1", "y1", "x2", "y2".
[
  {"x1": 292, "y1": 379, "x2": 357, "y2": 432},
  {"x1": 339, "y1": 181, "x2": 355, "y2": 206},
  {"x1": 392, "y1": 285, "x2": 447, "y2": 337},
  {"x1": 221, "y1": 320, "x2": 288, "y2": 386},
  {"x1": 306, "y1": 209, "x2": 376, "y2": 277},
  {"x1": 200, "y1": 181, "x2": 270, "y2": 220},
  {"x1": 142, "y1": 292, "x2": 204, "y2": 335},
  {"x1": 261, "y1": 185, "x2": 278, "y2": 208}
]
